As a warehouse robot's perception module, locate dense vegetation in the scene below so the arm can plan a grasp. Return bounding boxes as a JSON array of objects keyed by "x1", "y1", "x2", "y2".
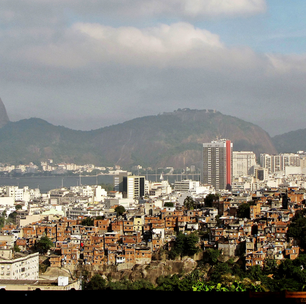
[
  {"x1": 168, "y1": 232, "x2": 200, "y2": 259},
  {"x1": 287, "y1": 208, "x2": 306, "y2": 250},
  {"x1": 83, "y1": 251, "x2": 306, "y2": 292}
]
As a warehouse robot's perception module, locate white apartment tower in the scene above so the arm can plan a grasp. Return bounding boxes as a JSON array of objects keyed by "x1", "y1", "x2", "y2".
[
  {"x1": 233, "y1": 151, "x2": 257, "y2": 178},
  {"x1": 122, "y1": 175, "x2": 145, "y2": 199},
  {"x1": 202, "y1": 139, "x2": 233, "y2": 191},
  {"x1": 260, "y1": 153, "x2": 301, "y2": 174}
]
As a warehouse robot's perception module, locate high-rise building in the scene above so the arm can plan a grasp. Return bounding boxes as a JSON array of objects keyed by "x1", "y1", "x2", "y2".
[
  {"x1": 113, "y1": 171, "x2": 128, "y2": 192},
  {"x1": 232, "y1": 151, "x2": 257, "y2": 178},
  {"x1": 260, "y1": 153, "x2": 301, "y2": 174},
  {"x1": 122, "y1": 175, "x2": 145, "y2": 199},
  {"x1": 202, "y1": 139, "x2": 233, "y2": 191}
]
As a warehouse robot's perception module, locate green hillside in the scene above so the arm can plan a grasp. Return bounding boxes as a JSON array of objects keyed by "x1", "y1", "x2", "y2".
[
  {"x1": 0, "y1": 109, "x2": 277, "y2": 169},
  {"x1": 272, "y1": 129, "x2": 306, "y2": 153}
]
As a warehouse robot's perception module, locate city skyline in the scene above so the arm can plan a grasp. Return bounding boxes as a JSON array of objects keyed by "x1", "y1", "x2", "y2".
[{"x1": 1, "y1": 1, "x2": 306, "y2": 136}]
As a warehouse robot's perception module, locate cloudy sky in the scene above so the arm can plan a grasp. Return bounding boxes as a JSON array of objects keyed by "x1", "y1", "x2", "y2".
[{"x1": 1, "y1": 0, "x2": 306, "y2": 136}]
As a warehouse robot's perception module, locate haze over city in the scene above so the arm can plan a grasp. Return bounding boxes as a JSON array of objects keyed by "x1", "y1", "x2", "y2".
[{"x1": 1, "y1": 0, "x2": 306, "y2": 136}]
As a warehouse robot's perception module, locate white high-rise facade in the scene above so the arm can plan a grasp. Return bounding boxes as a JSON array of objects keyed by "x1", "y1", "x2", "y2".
[
  {"x1": 233, "y1": 151, "x2": 257, "y2": 178},
  {"x1": 202, "y1": 139, "x2": 233, "y2": 191},
  {"x1": 260, "y1": 153, "x2": 301, "y2": 174}
]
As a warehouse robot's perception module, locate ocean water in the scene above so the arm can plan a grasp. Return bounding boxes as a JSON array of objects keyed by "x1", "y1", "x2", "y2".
[{"x1": 0, "y1": 174, "x2": 200, "y2": 194}]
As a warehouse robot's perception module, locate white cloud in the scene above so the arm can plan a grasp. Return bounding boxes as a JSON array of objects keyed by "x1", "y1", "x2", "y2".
[
  {"x1": 181, "y1": 0, "x2": 267, "y2": 17},
  {"x1": 4, "y1": 20, "x2": 306, "y2": 84},
  {"x1": 73, "y1": 22, "x2": 224, "y2": 65},
  {"x1": 0, "y1": 0, "x2": 267, "y2": 23},
  {"x1": 9, "y1": 22, "x2": 224, "y2": 69},
  {"x1": 266, "y1": 53, "x2": 306, "y2": 75}
]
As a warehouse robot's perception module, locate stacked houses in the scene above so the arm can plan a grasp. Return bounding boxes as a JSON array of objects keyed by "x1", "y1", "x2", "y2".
[{"x1": 0, "y1": 185, "x2": 304, "y2": 272}]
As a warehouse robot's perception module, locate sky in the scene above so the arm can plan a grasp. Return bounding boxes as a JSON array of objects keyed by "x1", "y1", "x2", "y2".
[{"x1": 1, "y1": 0, "x2": 306, "y2": 136}]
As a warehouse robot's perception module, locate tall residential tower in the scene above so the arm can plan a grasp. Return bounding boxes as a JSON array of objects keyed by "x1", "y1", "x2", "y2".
[{"x1": 202, "y1": 139, "x2": 233, "y2": 191}]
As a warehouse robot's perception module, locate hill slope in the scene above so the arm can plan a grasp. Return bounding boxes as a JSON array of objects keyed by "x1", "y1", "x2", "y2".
[
  {"x1": 0, "y1": 109, "x2": 277, "y2": 169},
  {"x1": 272, "y1": 129, "x2": 306, "y2": 153},
  {"x1": 0, "y1": 98, "x2": 10, "y2": 128}
]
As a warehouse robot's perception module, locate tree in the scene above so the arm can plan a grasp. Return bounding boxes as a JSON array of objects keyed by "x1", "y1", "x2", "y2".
[
  {"x1": 81, "y1": 217, "x2": 94, "y2": 226},
  {"x1": 237, "y1": 202, "x2": 250, "y2": 219},
  {"x1": 204, "y1": 194, "x2": 219, "y2": 207},
  {"x1": 115, "y1": 205, "x2": 126, "y2": 217},
  {"x1": 169, "y1": 232, "x2": 185, "y2": 259},
  {"x1": 169, "y1": 232, "x2": 199, "y2": 259},
  {"x1": 128, "y1": 279, "x2": 155, "y2": 290},
  {"x1": 95, "y1": 215, "x2": 105, "y2": 220},
  {"x1": 184, "y1": 196, "x2": 195, "y2": 210},
  {"x1": 287, "y1": 209, "x2": 306, "y2": 249},
  {"x1": 0, "y1": 216, "x2": 5, "y2": 229},
  {"x1": 7, "y1": 211, "x2": 17, "y2": 225},
  {"x1": 84, "y1": 274, "x2": 107, "y2": 290},
  {"x1": 210, "y1": 262, "x2": 233, "y2": 282},
  {"x1": 184, "y1": 233, "x2": 200, "y2": 256},
  {"x1": 35, "y1": 236, "x2": 53, "y2": 254},
  {"x1": 264, "y1": 258, "x2": 277, "y2": 274},
  {"x1": 205, "y1": 248, "x2": 221, "y2": 264},
  {"x1": 164, "y1": 202, "x2": 174, "y2": 207},
  {"x1": 13, "y1": 244, "x2": 20, "y2": 252},
  {"x1": 215, "y1": 214, "x2": 222, "y2": 227}
]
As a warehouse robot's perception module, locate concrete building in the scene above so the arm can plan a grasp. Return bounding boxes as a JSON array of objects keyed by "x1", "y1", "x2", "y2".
[
  {"x1": 260, "y1": 153, "x2": 301, "y2": 174},
  {"x1": 145, "y1": 180, "x2": 172, "y2": 197},
  {"x1": 0, "y1": 251, "x2": 39, "y2": 280},
  {"x1": 70, "y1": 185, "x2": 107, "y2": 202},
  {"x1": 202, "y1": 139, "x2": 233, "y2": 191},
  {"x1": 122, "y1": 175, "x2": 145, "y2": 199},
  {"x1": 174, "y1": 180, "x2": 200, "y2": 193},
  {"x1": 233, "y1": 151, "x2": 256, "y2": 178},
  {"x1": 255, "y1": 167, "x2": 269, "y2": 181},
  {"x1": 113, "y1": 171, "x2": 128, "y2": 192}
]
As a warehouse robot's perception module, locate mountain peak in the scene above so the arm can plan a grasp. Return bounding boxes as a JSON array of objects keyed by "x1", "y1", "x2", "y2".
[{"x1": 0, "y1": 98, "x2": 10, "y2": 128}]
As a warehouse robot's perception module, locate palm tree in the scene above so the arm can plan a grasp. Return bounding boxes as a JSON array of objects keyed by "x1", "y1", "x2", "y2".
[{"x1": 184, "y1": 196, "x2": 195, "y2": 210}]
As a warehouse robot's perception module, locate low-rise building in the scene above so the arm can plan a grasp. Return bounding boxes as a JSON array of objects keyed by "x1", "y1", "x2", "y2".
[{"x1": 0, "y1": 251, "x2": 39, "y2": 280}]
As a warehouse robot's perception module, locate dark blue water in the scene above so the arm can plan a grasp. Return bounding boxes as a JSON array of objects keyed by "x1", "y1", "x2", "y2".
[
  {"x1": 0, "y1": 174, "x2": 200, "y2": 194},
  {"x1": 0, "y1": 175, "x2": 114, "y2": 194}
]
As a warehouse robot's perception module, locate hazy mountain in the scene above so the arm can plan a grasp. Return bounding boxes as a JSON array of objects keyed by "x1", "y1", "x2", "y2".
[
  {"x1": 272, "y1": 129, "x2": 306, "y2": 153},
  {"x1": 0, "y1": 98, "x2": 10, "y2": 128},
  {"x1": 0, "y1": 108, "x2": 278, "y2": 169}
]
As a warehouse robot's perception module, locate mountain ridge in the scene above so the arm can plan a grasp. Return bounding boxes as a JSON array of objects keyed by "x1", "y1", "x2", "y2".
[
  {"x1": 272, "y1": 128, "x2": 306, "y2": 154},
  {"x1": 0, "y1": 107, "x2": 279, "y2": 168}
]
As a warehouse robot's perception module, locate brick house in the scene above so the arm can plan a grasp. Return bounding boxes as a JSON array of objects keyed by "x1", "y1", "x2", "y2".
[
  {"x1": 94, "y1": 219, "x2": 110, "y2": 234},
  {"x1": 92, "y1": 248, "x2": 105, "y2": 266},
  {"x1": 285, "y1": 246, "x2": 300, "y2": 260},
  {"x1": 121, "y1": 232, "x2": 141, "y2": 245},
  {"x1": 124, "y1": 246, "x2": 136, "y2": 264},
  {"x1": 123, "y1": 220, "x2": 134, "y2": 234},
  {"x1": 104, "y1": 232, "x2": 120, "y2": 250},
  {"x1": 15, "y1": 239, "x2": 27, "y2": 251},
  {"x1": 22, "y1": 226, "x2": 36, "y2": 238},
  {"x1": 110, "y1": 219, "x2": 123, "y2": 233},
  {"x1": 165, "y1": 216, "x2": 177, "y2": 232},
  {"x1": 152, "y1": 236, "x2": 163, "y2": 252},
  {"x1": 135, "y1": 246, "x2": 152, "y2": 264}
]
